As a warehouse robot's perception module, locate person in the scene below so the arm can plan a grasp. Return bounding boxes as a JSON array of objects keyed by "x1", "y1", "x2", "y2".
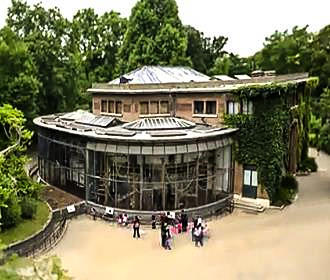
[
  {"x1": 90, "y1": 207, "x2": 96, "y2": 221},
  {"x1": 181, "y1": 210, "x2": 188, "y2": 232},
  {"x1": 151, "y1": 214, "x2": 156, "y2": 229},
  {"x1": 164, "y1": 224, "x2": 172, "y2": 250},
  {"x1": 161, "y1": 222, "x2": 167, "y2": 248},
  {"x1": 197, "y1": 216, "x2": 202, "y2": 227},
  {"x1": 123, "y1": 213, "x2": 128, "y2": 227},
  {"x1": 117, "y1": 214, "x2": 123, "y2": 225},
  {"x1": 133, "y1": 216, "x2": 140, "y2": 239},
  {"x1": 194, "y1": 224, "x2": 203, "y2": 247}
]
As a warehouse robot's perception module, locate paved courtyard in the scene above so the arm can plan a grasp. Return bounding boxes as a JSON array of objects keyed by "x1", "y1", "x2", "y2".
[{"x1": 51, "y1": 150, "x2": 330, "y2": 280}]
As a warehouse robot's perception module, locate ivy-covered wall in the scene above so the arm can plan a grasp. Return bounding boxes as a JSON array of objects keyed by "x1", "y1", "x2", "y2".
[{"x1": 224, "y1": 78, "x2": 317, "y2": 202}]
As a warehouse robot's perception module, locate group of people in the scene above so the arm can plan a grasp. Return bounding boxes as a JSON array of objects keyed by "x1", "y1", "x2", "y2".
[{"x1": 90, "y1": 207, "x2": 207, "y2": 249}]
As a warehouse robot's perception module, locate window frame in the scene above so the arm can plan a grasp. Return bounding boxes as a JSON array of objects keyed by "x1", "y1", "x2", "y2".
[
  {"x1": 100, "y1": 99, "x2": 123, "y2": 116},
  {"x1": 193, "y1": 100, "x2": 217, "y2": 117},
  {"x1": 227, "y1": 99, "x2": 253, "y2": 115},
  {"x1": 139, "y1": 100, "x2": 170, "y2": 117}
]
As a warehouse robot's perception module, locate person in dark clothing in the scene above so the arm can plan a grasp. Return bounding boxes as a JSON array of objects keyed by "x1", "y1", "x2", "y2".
[
  {"x1": 181, "y1": 210, "x2": 188, "y2": 232},
  {"x1": 164, "y1": 225, "x2": 172, "y2": 250},
  {"x1": 133, "y1": 216, "x2": 140, "y2": 239},
  {"x1": 90, "y1": 207, "x2": 96, "y2": 221},
  {"x1": 161, "y1": 222, "x2": 167, "y2": 248},
  {"x1": 194, "y1": 224, "x2": 204, "y2": 247},
  {"x1": 151, "y1": 214, "x2": 156, "y2": 229}
]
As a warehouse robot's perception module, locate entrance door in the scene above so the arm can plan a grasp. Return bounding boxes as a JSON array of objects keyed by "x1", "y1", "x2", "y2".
[{"x1": 242, "y1": 166, "x2": 258, "y2": 199}]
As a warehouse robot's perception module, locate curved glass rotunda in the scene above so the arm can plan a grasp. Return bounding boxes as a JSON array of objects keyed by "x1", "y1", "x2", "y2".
[{"x1": 35, "y1": 111, "x2": 236, "y2": 211}]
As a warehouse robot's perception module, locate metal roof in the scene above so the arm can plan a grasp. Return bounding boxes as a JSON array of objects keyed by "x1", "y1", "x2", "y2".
[
  {"x1": 211, "y1": 75, "x2": 235, "y2": 81},
  {"x1": 234, "y1": 74, "x2": 251, "y2": 80},
  {"x1": 109, "y1": 66, "x2": 211, "y2": 84},
  {"x1": 122, "y1": 117, "x2": 196, "y2": 131}
]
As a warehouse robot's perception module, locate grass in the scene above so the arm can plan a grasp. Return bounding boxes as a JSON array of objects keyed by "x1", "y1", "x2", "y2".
[{"x1": 0, "y1": 201, "x2": 50, "y2": 245}]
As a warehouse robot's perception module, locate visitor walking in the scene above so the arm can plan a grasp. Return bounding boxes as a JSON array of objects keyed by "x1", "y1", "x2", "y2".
[
  {"x1": 161, "y1": 222, "x2": 167, "y2": 248},
  {"x1": 164, "y1": 224, "x2": 172, "y2": 250},
  {"x1": 151, "y1": 214, "x2": 156, "y2": 229},
  {"x1": 90, "y1": 207, "x2": 96, "y2": 221},
  {"x1": 133, "y1": 216, "x2": 140, "y2": 239},
  {"x1": 181, "y1": 210, "x2": 188, "y2": 232},
  {"x1": 123, "y1": 213, "x2": 128, "y2": 227},
  {"x1": 194, "y1": 225, "x2": 203, "y2": 247}
]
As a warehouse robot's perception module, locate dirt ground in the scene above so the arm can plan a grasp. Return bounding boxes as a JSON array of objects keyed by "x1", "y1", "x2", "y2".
[{"x1": 50, "y1": 150, "x2": 330, "y2": 280}]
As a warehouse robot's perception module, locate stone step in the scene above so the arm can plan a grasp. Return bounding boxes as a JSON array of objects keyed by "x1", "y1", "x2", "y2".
[{"x1": 234, "y1": 200, "x2": 265, "y2": 213}]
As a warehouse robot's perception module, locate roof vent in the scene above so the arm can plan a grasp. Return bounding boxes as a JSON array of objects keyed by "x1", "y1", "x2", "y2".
[
  {"x1": 251, "y1": 70, "x2": 264, "y2": 77},
  {"x1": 264, "y1": 70, "x2": 276, "y2": 76}
]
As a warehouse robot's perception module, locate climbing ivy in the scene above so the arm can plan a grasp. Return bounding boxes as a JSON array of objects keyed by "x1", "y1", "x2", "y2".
[{"x1": 224, "y1": 79, "x2": 317, "y2": 202}]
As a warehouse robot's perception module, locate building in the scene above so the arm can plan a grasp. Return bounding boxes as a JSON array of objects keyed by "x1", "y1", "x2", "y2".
[{"x1": 34, "y1": 66, "x2": 310, "y2": 212}]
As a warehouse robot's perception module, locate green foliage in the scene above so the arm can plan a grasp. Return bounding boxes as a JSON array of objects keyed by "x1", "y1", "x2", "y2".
[
  {"x1": 0, "y1": 27, "x2": 39, "y2": 126},
  {"x1": 319, "y1": 123, "x2": 330, "y2": 154},
  {"x1": 224, "y1": 82, "x2": 312, "y2": 202},
  {"x1": 0, "y1": 104, "x2": 42, "y2": 229},
  {"x1": 0, "y1": 201, "x2": 49, "y2": 245},
  {"x1": 0, "y1": 254, "x2": 72, "y2": 279},
  {"x1": 20, "y1": 197, "x2": 38, "y2": 219},
  {"x1": 299, "y1": 157, "x2": 318, "y2": 172},
  {"x1": 118, "y1": 0, "x2": 190, "y2": 72},
  {"x1": 254, "y1": 26, "x2": 313, "y2": 74},
  {"x1": 280, "y1": 174, "x2": 299, "y2": 191},
  {"x1": 1, "y1": 194, "x2": 22, "y2": 229}
]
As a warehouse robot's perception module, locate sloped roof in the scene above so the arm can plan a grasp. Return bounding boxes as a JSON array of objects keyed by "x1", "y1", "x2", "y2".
[{"x1": 109, "y1": 66, "x2": 210, "y2": 84}]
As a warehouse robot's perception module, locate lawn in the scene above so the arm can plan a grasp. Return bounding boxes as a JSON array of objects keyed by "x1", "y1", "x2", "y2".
[{"x1": 0, "y1": 201, "x2": 50, "y2": 245}]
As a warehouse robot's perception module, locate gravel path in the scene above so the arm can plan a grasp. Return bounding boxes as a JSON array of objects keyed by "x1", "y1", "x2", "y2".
[{"x1": 51, "y1": 150, "x2": 330, "y2": 280}]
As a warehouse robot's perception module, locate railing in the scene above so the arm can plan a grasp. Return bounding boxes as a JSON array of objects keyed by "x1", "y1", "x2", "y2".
[{"x1": 86, "y1": 194, "x2": 234, "y2": 224}]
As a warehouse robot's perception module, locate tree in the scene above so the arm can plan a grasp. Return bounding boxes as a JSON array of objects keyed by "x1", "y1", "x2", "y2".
[
  {"x1": 310, "y1": 25, "x2": 330, "y2": 96},
  {"x1": 210, "y1": 53, "x2": 254, "y2": 76},
  {"x1": 0, "y1": 104, "x2": 42, "y2": 228},
  {"x1": 118, "y1": 0, "x2": 190, "y2": 73},
  {"x1": 185, "y1": 25, "x2": 228, "y2": 74},
  {"x1": 71, "y1": 9, "x2": 127, "y2": 84},
  {"x1": 7, "y1": 0, "x2": 84, "y2": 115},
  {"x1": 254, "y1": 26, "x2": 313, "y2": 74},
  {"x1": 0, "y1": 27, "x2": 39, "y2": 126}
]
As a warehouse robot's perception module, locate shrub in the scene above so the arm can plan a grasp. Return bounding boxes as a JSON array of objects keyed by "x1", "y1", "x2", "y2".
[
  {"x1": 300, "y1": 157, "x2": 318, "y2": 172},
  {"x1": 281, "y1": 174, "x2": 298, "y2": 191},
  {"x1": 20, "y1": 197, "x2": 38, "y2": 219},
  {"x1": 1, "y1": 195, "x2": 22, "y2": 229},
  {"x1": 319, "y1": 123, "x2": 330, "y2": 154}
]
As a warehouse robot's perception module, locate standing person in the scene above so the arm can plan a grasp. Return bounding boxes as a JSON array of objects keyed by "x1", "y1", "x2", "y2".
[
  {"x1": 151, "y1": 214, "x2": 156, "y2": 229},
  {"x1": 161, "y1": 222, "x2": 167, "y2": 248},
  {"x1": 90, "y1": 207, "x2": 96, "y2": 221},
  {"x1": 133, "y1": 216, "x2": 140, "y2": 239},
  {"x1": 194, "y1": 225, "x2": 204, "y2": 247},
  {"x1": 123, "y1": 213, "x2": 128, "y2": 227},
  {"x1": 181, "y1": 210, "x2": 188, "y2": 232},
  {"x1": 164, "y1": 224, "x2": 172, "y2": 250}
]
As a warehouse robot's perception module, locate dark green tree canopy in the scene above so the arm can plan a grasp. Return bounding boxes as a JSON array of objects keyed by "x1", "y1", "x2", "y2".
[{"x1": 119, "y1": 0, "x2": 190, "y2": 73}]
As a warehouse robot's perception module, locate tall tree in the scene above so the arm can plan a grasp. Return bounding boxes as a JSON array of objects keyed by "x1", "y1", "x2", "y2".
[
  {"x1": 254, "y1": 26, "x2": 313, "y2": 74},
  {"x1": 118, "y1": 0, "x2": 190, "y2": 73},
  {"x1": 71, "y1": 9, "x2": 127, "y2": 84},
  {"x1": 7, "y1": 0, "x2": 84, "y2": 115},
  {"x1": 185, "y1": 25, "x2": 228, "y2": 74},
  {"x1": 0, "y1": 27, "x2": 39, "y2": 126}
]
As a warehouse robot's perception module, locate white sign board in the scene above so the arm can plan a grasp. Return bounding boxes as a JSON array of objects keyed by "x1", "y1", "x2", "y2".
[
  {"x1": 105, "y1": 207, "x2": 114, "y2": 215},
  {"x1": 67, "y1": 204, "x2": 76, "y2": 213}
]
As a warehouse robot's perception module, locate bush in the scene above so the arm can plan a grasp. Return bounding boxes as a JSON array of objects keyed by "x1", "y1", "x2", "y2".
[
  {"x1": 300, "y1": 157, "x2": 318, "y2": 172},
  {"x1": 281, "y1": 174, "x2": 298, "y2": 191},
  {"x1": 1, "y1": 195, "x2": 22, "y2": 229},
  {"x1": 319, "y1": 123, "x2": 330, "y2": 154},
  {"x1": 273, "y1": 174, "x2": 299, "y2": 205},
  {"x1": 20, "y1": 197, "x2": 38, "y2": 219}
]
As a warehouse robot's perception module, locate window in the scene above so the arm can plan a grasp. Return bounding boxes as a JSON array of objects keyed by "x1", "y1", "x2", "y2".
[
  {"x1": 101, "y1": 100, "x2": 107, "y2": 113},
  {"x1": 206, "y1": 101, "x2": 216, "y2": 114},
  {"x1": 108, "y1": 101, "x2": 114, "y2": 113},
  {"x1": 227, "y1": 101, "x2": 240, "y2": 115},
  {"x1": 140, "y1": 102, "x2": 149, "y2": 115},
  {"x1": 100, "y1": 100, "x2": 122, "y2": 115},
  {"x1": 194, "y1": 100, "x2": 216, "y2": 115},
  {"x1": 160, "y1": 101, "x2": 169, "y2": 114},
  {"x1": 150, "y1": 101, "x2": 159, "y2": 114},
  {"x1": 242, "y1": 99, "x2": 253, "y2": 114},
  {"x1": 227, "y1": 100, "x2": 253, "y2": 115},
  {"x1": 194, "y1": 101, "x2": 204, "y2": 114},
  {"x1": 140, "y1": 100, "x2": 169, "y2": 115}
]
